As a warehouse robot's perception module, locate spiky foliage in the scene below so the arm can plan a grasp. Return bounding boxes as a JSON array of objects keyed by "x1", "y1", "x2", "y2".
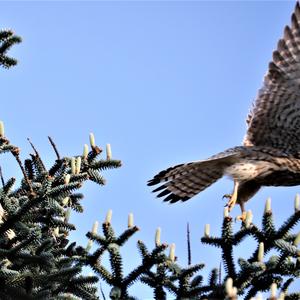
[
  {"x1": 83, "y1": 213, "x2": 216, "y2": 300},
  {"x1": 0, "y1": 129, "x2": 121, "y2": 299},
  {"x1": 141, "y1": 259, "x2": 207, "y2": 299},
  {"x1": 0, "y1": 133, "x2": 299, "y2": 300},
  {"x1": 83, "y1": 201, "x2": 299, "y2": 299},
  {"x1": 201, "y1": 202, "x2": 300, "y2": 300},
  {"x1": 1, "y1": 127, "x2": 298, "y2": 299},
  {"x1": 0, "y1": 29, "x2": 21, "y2": 68},
  {"x1": 84, "y1": 219, "x2": 168, "y2": 299}
]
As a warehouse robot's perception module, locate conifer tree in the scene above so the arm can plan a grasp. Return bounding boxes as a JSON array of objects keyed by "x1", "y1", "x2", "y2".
[
  {"x1": 0, "y1": 29, "x2": 21, "y2": 68},
  {"x1": 0, "y1": 128, "x2": 122, "y2": 299},
  {"x1": 1, "y1": 29, "x2": 299, "y2": 300}
]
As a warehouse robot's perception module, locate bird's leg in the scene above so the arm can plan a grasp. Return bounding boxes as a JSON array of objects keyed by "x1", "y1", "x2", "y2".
[
  {"x1": 235, "y1": 201, "x2": 247, "y2": 222},
  {"x1": 226, "y1": 180, "x2": 239, "y2": 212}
]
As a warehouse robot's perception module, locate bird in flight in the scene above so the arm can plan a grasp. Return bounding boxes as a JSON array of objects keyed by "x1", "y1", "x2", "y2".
[{"x1": 148, "y1": 2, "x2": 300, "y2": 219}]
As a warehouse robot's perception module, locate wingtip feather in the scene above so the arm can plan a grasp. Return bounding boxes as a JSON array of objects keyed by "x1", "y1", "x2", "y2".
[
  {"x1": 152, "y1": 184, "x2": 168, "y2": 193},
  {"x1": 157, "y1": 189, "x2": 172, "y2": 198},
  {"x1": 284, "y1": 25, "x2": 293, "y2": 41},
  {"x1": 147, "y1": 178, "x2": 161, "y2": 186}
]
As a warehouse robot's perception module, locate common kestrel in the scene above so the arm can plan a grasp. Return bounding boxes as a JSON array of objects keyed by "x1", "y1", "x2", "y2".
[{"x1": 148, "y1": 3, "x2": 300, "y2": 218}]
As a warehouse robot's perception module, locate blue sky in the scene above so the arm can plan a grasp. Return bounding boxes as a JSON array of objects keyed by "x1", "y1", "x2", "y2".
[{"x1": 0, "y1": 1, "x2": 299, "y2": 298}]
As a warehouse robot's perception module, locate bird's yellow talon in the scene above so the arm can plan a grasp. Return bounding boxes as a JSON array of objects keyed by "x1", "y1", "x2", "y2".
[
  {"x1": 235, "y1": 211, "x2": 247, "y2": 222},
  {"x1": 226, "y1": 180, "x2": 239, "y2": 212},
  {"x1": 227, "y1": 197, "x2": 236, "y2": 212}
]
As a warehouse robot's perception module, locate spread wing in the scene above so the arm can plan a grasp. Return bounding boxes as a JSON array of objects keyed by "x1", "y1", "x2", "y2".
[
  {"x1": 147, "y1": 149, "x2": 239, "y2": 203},
  {"x1": 244, "y1": 3, "x2": 300, "y2": 154}
]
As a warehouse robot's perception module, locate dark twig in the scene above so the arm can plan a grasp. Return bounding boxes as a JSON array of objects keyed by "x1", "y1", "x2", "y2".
[
  {"x1": 0, "y1": 166, "x2": 4, "y2": 187},
  {"x1": 99, "y1": 282, "x2": 106, "y2": 300},
  {"x1": 187, "y1": 222, "x2": 192, "y2": 265},
  {"x1": 27, "y1": 138, "x2": 46, "y2": 171},
  {"x1": 27, "y1": 138, "x2": 39, "y2": 156},
  {"x1": 48, "y1": 136, "x2": 60, "y2": 160},
  {"x1": 10, "y1": 147, "x2": 33, "y2": 194}
]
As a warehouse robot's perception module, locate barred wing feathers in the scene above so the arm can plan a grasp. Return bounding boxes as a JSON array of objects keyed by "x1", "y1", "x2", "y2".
[
  {"x1": 244, "y1": 2, "x2": 300, "y2": 154},
  {"x1": 148, "y1": 151, "x2": 238, "y2": 203}
]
